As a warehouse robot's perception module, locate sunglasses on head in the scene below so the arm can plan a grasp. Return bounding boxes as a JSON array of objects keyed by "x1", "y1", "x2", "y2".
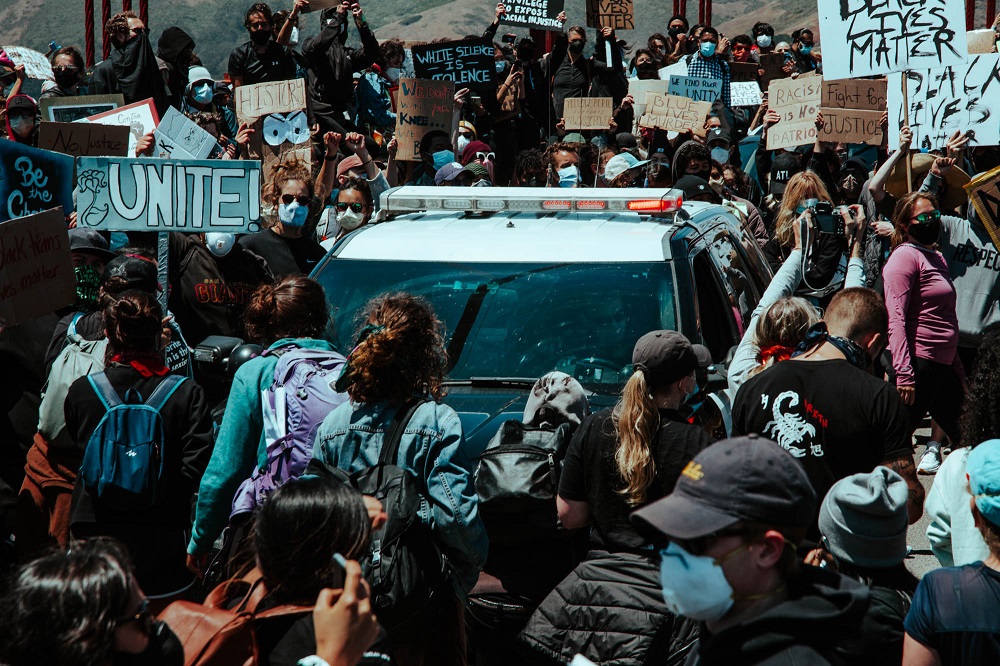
[
  {"x1": 476, "y1": 151, "x2": 496, "y2": 162},
  {"x1": 335, "y1": 201, "x2": 364, "y2": 213},
  {"x1": 281, "y1": 194, "x2": 311, "y2": 206},
  {"x1": 911, "y1": 210, "x2": 941, "y2": 224}
]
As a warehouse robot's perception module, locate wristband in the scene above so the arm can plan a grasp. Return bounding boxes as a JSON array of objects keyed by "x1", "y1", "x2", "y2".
[{"x1": 324, "y1": 155, "x2": 338, "y2": 162}]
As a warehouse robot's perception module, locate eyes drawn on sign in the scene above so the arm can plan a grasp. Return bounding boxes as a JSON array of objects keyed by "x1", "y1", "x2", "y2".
[{"x1": 263, "y1": 112, "x2": 310, "y2": 146}]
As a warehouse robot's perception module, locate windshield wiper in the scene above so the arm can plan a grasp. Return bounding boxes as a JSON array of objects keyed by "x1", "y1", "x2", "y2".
[{"x1": 442, "y1": 377, "x2": 539, "y2": 389}]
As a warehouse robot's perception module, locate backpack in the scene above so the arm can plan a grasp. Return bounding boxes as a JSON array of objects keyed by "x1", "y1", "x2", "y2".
[
  {"x1": 230, "y1": 345, "x2": 348, "y2": 517},
  {"x1": 306, "y1": 399, "x2": 450, "y2": 638},
  {"x1": 475, "y1": 420, "x2": 573, "y2": 546},
  {"x1": 37, "y1": 313, "x2": 109, "y2": 448},
  {"x1": 78, "y1": 372, "x2": 186, "y2": 510},
  {"x1": 158, "y1": 578, "x2": 311, "y2": 666}
]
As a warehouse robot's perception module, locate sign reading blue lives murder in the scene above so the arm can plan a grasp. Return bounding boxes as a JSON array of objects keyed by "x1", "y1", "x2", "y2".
[
  {"x1": 411, "y1": 38, "x2": 498, "y2": 97},
  {"x1": 0, "y1": 141, "x2": 74, "y2": 223},
  {"x1": 75, "y1": 157, "x2": 263, "y2": 233},
  {"x1": 502, "y1": 0, "x2": 566, "y2": 30}
]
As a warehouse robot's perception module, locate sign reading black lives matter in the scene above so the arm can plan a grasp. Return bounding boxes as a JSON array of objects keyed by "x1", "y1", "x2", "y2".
[
  {"x1": 818, "y1": 0, "x2": 968, "y2": 80},
  {"x1": 75, "y1": 157, "x2": 263, "y2": 233},
  {"x1": 411, "y1": 38, "x2": 498, "y2": 97},
  {"x1": 502, "y1": 0, "x2": 565, "y2": 30}
]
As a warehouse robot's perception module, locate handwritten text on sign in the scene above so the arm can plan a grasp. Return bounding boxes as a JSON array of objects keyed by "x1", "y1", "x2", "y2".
[
  {"x1": 767, "y1": 77, "x2": 822, "y2": 150},
  {"x1": 639, "y1": 93, "x2": 712, "y2": 134},
  {"x1": 75, "y1": 158, "x2": 263, "y2": 233},
  {"x1": 0, "y1": 141, "x2": 74, "y2": 223},
  {"x1": 585, "y1": 0, "x2": 633, "y2": 31},
  {"x1": 0, "y1": 208, "x2": 75, "y2": 326},
  {"x1": 395, "y1": 79, "x2": 456, "y2": 162},
  {"x1": 155, "y1": 106, "x2": 218, "y2": 160},
  {"x1": 502, "y1": 0, "x2": 565, "y2": 30},
  {"x1": 235, "y1": 78, "x2": 307, "y2": 125},
  {"x1": 731, "y1": 81, "x2": 763, "y2": 108},
  {"x1": 819, "y1": 79, "x2": 887, "y2": 145},
  {"x1": 888, "y1": 54, "x2": 1000, "y2": 150},
  {"x1": 817, "y1": 0, "x2": 969, "y2": 80},
  {"x1": 668, "y1": 75, "x2": 722, "y2": 103},
  {"x1": 86, "y1": 98, "x2": 160, "y2": 157},
  {"x1": 411, "y1": 39, "x2": 497, "y2": 96},
  {"x1": 563, "y1": 97, "x2": 613, "y2": 130},
  {"x1": 965, "y1": 164, "x2": 1000, "y2": 250},
  {"x1": 38, "y1": 122, "x2": 130, "y2": 157}
]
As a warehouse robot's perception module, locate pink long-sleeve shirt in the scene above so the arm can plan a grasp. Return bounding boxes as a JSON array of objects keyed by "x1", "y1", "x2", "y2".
[{"x1": 883, "y1": 243, "x2": 963, "y2": 387}]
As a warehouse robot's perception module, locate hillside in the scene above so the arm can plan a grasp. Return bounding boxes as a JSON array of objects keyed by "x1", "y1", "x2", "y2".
[{"x1": 2, "y1": 0, "x2": 995, "y2": 79}]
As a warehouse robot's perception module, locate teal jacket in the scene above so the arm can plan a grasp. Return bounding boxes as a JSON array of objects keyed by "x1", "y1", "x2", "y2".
[{"x1": 188, "y1": 337, "x2": 339, "y2": 556}]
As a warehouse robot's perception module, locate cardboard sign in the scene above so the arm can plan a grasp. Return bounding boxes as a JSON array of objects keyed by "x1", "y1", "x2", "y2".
[
  {"x1": 629, "y1": 79, "x2": 671, "y2": 121},
  {"x1": 968, "y1": 29, "x2": 997, "y2": 55},
  {"x1": 730, "y1": 62, "x2": 759, "y2": 83},
  {"x1": 154, "y1": 106, "x2": 218, "y2": 160},
  {"x1": 667, "y1": 75, "x2": 722, "y2": 103},
  {"x1": 5, "y1": 46, "x2": 54, "y2": 81},
  {"x1": 235, "y1": 79, "x2": 311, "y2": 177},
  {"x1": 38, "y1": 122, "x2": 130, "y2": 157},
  {"x1": 502, "y1": 0, "x2": 566, "y2": 30},
  {"x1": 40, "y1": 94, "x2": 124, "y2": 123},
  {"x1": 965, "y1": 164, "x2": 1000, "y2": 249},
  {"x1": 0, "y1": 208, "x2": 75, "y2": 326},
  {"x1": 766, "y1": 76, "x2": 822, "y2": 150},
  {"x1": 731, "y1": 81, "x2": 763, "y2": 108},
  {"x1": 411, "y1": 38, "x2": 497, "y2": 97},
  {"x1": 563, "y1": 97, "x2": 613, "y2": 130},
  {"x1": 818, "y1": 79, "x2": 887, "y2": 145},
  {"x1": 86, "y1": 99, "x2": 160, "y2": 157},
  {"x1": 818, "y1": 0, "x2": 968, "y2": 80},
  {"x1": 394, "y1": 79, "x2": 455, "y2": 162},
  {"x1": 75, "y1": 158, "x2": 263, "y2": 234},
  {"x1": 0, "y1": 142, "x2": 74, "y2": 223},
  {"x1": 234, "y1": 79, "x2": 308, "y2": 126},
  {"x1": 759, "y1": 53, "x2": 788, "y2": 88},
  {"x1": 658, "y1": 59, "x2": 688, "y2": 80},
  {"x1": 585, "y1": 0, "x2": 634, "y2": 31},
  {"x1": 889, "y1": 54, "x2": 1000, "y2": 150},
  {"x1": 639, "y1": 93, "x2": 712, "y2": 135},
  {"x1": 300, "y1": 0, "x2": 339, "y2": 12},
  {"x1": 822, "y1": 79, "x2": 887, "y2": 111}
]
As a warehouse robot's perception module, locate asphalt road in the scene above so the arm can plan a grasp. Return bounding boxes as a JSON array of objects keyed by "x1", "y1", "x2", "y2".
[{"x1": 907, "y1": 430, "x2": 943, "y2": 579}]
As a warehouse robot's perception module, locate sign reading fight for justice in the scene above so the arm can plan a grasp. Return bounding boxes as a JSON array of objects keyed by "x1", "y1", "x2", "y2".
[
  {"x1": 75, "y1": 157, "x2": 263, "y2": 234},
  {"x1": 411, "y1": 38, "x2": 498, "y2": 97},
  {"x1": 819, "y1": 79, "x2": 887, "y2": 145}
]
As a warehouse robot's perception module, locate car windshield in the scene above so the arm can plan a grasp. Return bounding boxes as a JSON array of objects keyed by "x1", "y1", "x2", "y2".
[{"x1": 317, "y1": 260, "x2": 677, "y2": 395}]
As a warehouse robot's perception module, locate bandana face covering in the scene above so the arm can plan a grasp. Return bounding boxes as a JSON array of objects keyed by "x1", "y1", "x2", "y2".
[{"x1": 75, "y1": 264, "x2": 103, "y2": 310}]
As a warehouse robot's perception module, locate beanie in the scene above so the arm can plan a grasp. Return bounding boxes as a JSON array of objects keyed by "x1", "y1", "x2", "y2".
[{"x1": 818, "y1": 466, "x2": 909, "y2": 569}]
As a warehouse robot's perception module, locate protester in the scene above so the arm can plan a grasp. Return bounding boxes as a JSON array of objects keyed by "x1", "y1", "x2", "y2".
[
  {"x1": 789, "y1": 28, "x2": 820, "y2": 74},
  {"x1": 356, "y1": 38, "x2": 403, "y2": 137},
  {"x1": 4, "y1": 95, "x2": 38, "y2": 146},
  {"x1": 89, "y1": 11, "x2": 168, "y2": 114},
  {"x1": 228, "y1": 2, "x2": 297, "y2": 86},
  {"x1": 156, "y1": 26, "x2": 197, "y2": 109},
  {"x1": 181, "y1": 65, "x2": 238, "y2": 140},
  {"x1": 40, "y1": 46, "x2": 86, "y2": 99},
  {"x1": 328, "y1": 177, "x2": 374, "y2": 240},
  {"x1": 687, "y1": 26, "x2": 732, "y2": 109}
]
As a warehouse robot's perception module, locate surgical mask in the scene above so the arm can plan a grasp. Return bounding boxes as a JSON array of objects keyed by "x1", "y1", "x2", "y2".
[
  {"x1": 710, "y1": 147, "x2": 730, "y2": 165},
  {"x1": 10, "y1": 116, "x2": 33, "y2": 137},
  {"x1": 278, "y1": 201, "x2": 308, "y2": 228},
  {"x1": 457, "y1": 135, "x2": 471, "y2": 154},
  {"x1": 495, "y1": 60, "x2": 507, "y2": 73},
  {"x1": 385, "y1": 67, "x2": 401, "y2": 83},
  {"x1": 250, "y1": 29, "x2": 271, "y2": 46},
  {"x1": 659, "y1": 542, "x2": 738, "y2": 621},
  {"x1": 557, "y1": 165, "x2": 580, "y2": 188},
  {"x1": 800, "y1": 45, "x2": 812, "y2": 55},
  {"x1": 205, "y1": 232, "x2": 236, "y2": 257},
  {"x1": 192, "y1": 83, "x2": 213, "y2": 104},
  {"x1": 289, "y1": 26, "x2": 300, "y2": 47},
  {"x1": 757, "y1": 35, "x2": 772, "y2": 48},
  {"x1": 431, "y1": 149, "x2": 455, "y2": 171},
  {"x1": 700, "y1": 42, "x2": 717, "y2": 58},
  {"x1": 74, "y1": 264, "x2": 103, "y2": 309},
  {"x1": 568, "y1": 40, "x2": 585, "y2": 55},
  {"x1": 336, "y1": 207, "x2": 365, "y2": 231},
  {"x1": 685, "y1": 376, "x2": 700, "y2": 402}
]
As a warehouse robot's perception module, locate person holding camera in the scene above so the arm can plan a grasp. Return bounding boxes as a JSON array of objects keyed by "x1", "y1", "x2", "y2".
[{"x1": 883, "y1": 192, "x2": 965, "y2": 475}]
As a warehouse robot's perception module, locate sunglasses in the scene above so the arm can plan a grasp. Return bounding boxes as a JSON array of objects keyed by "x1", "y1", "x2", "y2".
[
  {"x1": 116, "y1": 598, "x2": 153, "y2": 633},
  {"x1": 54, "y1": 65, "x2": 79, "y2": 73},
  {"x1": 281, "y1": 194, "x2": 311, "y2": 206},
  {"x1": 476, "y1": 151, "x2": 496, "y2": 162},
  {"x1": 335, "y1": 201, "x2": 364, "y2": 213},
  {"x1": 911, "y1": 210, "x2": 941, "y2": 224},
  {"x1": 7, "y1": 110, "x2": 33, "y2": 120}
]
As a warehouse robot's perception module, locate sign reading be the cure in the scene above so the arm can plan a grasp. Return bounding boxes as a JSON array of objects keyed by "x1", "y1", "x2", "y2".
[{"x1": 0, "y1": 141, "x2": 74, "y2": 223}]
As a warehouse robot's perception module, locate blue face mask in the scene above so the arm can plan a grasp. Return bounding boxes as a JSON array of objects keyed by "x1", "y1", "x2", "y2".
[
  {"x1": 557, "y1": 165, "x2": 580, "y2": 188},
  {"x1": 192, "y1": 83, "x2": 213, "y2": 104},
  {"x1": 700, "y1": 42, "x2": 717, "y2": 58},
  {"x1": 278, "y1": 201, "x2": 309, "y2": 228},
  {"x1": 710, "y1": 147, "x2": 730, "y2": 165},
  {"x1": 432, "y1": 149, "x2": 455, "y2": 171},
  {"x1": 800, "y1": 45, "x2": 812, "y2": 55}
]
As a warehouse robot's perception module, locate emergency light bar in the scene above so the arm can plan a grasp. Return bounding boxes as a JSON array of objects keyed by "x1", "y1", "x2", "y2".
[{"x1": 379, "y1": 187, "x2": 685, "y2": 217}]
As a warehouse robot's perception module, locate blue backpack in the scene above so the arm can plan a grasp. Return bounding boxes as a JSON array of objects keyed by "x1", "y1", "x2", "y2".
[{"x1": 79, "y1": 372, "x2": 186, "y2": 510}]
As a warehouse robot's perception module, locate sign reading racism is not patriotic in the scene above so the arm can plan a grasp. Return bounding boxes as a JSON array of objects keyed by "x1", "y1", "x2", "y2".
[{"x1": 767, "y1": 76, "x2": 823, "y2": 150}]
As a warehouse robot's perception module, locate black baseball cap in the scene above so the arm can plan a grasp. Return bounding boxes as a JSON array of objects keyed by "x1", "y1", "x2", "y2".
[
  {"x1": 631, "y1": 435, "x2": 818, "y2": 540},
  {"x1": 674, "y1": 175, "x2": 718, "y2": 203},
  {"x1": 706, "y1": 127, "x2": 732, "y2": 149},
  {"x1": 769, "y1": 151, "x2": 803, "y2": 196},
  {"x1": 68, "y1": 228, "x2": 115, "y2": 263},
  {"x1": 632, "y1": 330, "x2": 698, "y2": 385},
  {"x1": 101, "y1": 254, "x2": 159, "y2": 294}
]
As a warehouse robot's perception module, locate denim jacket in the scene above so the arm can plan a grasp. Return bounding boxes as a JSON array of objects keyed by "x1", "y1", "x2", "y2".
[{"x1": 312, "y1": 399, "x2": 488, "y2": 596}]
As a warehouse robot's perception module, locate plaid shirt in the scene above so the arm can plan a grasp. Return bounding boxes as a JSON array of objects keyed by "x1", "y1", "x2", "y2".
[{"x1": 687, "y1": 53, "x2": 732, "y2": 108}]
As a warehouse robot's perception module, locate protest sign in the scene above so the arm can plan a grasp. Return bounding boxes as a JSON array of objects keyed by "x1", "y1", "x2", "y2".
[
  {"x1": 86, "y1": 99, "x2": 160, "y2": 157},
  {"x1": 888, "y1": 54, "x2": 1000, "y2": 150},
  {"x1": 563, "y1": 97, "x2": 613, "y2": 130},
  {"x1": 968, "y1": 29, "x2": 997, "y2": 55},
  {"x1": 40, "y1": 94, "x2": 124, "y2": 123},
  {"x1": 154, "y1": 106, "x2": 218, "y2": 160},
  {"x1": 411, "y1": 38, "x2": 497, "y2": 97},
  {"x1": 818, "y1": 0, "x2": 968, "y2": 80},
  {"x1": 668, "y1": 75, "x2": 722, "y2": 103},
  {"x1": 639, "y1": 93, "x2": 712, "y2": 135},
  {"x1": 629, "y1": 79, "x2": 671, "y2": 120},
  {"x1": 502, "y1": 0, "x2": 565, "y2": 30},
  {"x1": 730, "y1": 62, "x2": 759, "y2": 84},
  {"x1": 300, "y1": 0, "x2": 339, "y2": 11},
  {"x1": 819, "y1": 79, "x2": 886, "y2": 145},
  {"x1": 965, "y1": 165, "x2": 1000, "y2": 249},
  {"x1": 0, "y1": 208, "x2": 75, "y2": 326},
  {"x1": 658, "y1": 59, "x2": 688, "y2": 80},
  {"x1": 585, "y1": 0, "x2": 634, "y2": 30},
  {"x1": 75, "y1": 157, "x2": 263, "y2": 234},
  {"x1": 38, "y1": 122, "x2": 130, "y2": 158},
  {"x1": 731, "y1": 81, "x2": 763, "y2": 108},
  {"x1": 0, "y1": 142, "x2": 74, "y2": 223},
  {"x1": 235, "y1": 79, "x2": 310, "y2": 176},
  {"x1": 766, "y1": 76, "x2": 822, "y2": 150},
  {"x1": 759, "y1": 53, "x2": 788, "y2": 88},
  {"x1": 394, "y1": 79, "x2": 455, "y2": 162},
  {"x1": 5, "y1": 46, "x2": 54, "y2": 81}
]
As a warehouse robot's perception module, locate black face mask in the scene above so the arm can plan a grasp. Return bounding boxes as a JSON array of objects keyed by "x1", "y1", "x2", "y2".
[
  {"x1": 55, "y1": 70, "x2": 80, "y2": 88},
  {"x1": 112, "y1": 621, "x2": 184, "y2": 666},
  {"x1": 636, "y1": 63, "x2": 659, "y2": 78},
  {"x1": 516, "y1": 48, "x2": 533, "y2": 61},
  {"x1": 668, "y1": 27, "x2": 684, "y2": 38},
  {"x1": 908, "y1": 215, "x2": 942, "y2": 245},
  {"x1": 249, "y1": 29, "x2": 271, "y2": 46},
  {"x1": 568, "y1": 40, "x2": 585, "y2": 55}
]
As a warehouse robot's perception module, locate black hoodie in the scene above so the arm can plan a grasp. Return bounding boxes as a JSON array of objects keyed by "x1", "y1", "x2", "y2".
[{"x1": 685, "y1": 566, "x2": 869, "y2": 666}]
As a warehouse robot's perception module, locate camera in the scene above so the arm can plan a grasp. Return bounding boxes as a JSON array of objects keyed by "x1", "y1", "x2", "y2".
[
  {"x1": 802, "y1": 199, "x2": 846, "y2": 235},
  {"x1": 502, "y1": 33, "x2": 517, "y2": 44}
]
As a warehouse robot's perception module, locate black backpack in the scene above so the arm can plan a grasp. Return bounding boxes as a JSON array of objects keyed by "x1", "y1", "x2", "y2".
[
  {"x1": 306, "y1": 399, "x2": 450, "y2": 638},
  {"x1": 475, "y1": 420, "x2": 573, "y2": 546}
]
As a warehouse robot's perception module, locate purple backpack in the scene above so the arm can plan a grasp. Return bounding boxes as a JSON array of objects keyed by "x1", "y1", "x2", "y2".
[{"x1": 230, "y1": 345, "x2": 348, "y2": 517}]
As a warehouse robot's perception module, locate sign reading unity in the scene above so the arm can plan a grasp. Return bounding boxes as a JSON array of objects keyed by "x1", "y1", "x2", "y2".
[
  {"x1": 411, "y1": 38, "x2": 497, "y2": 97},
  {"x1": 818, "y1": 0, "x2": 968, "y2": 80},
  {"x1": 75, "y1": 157, "x2": 263, "y2": 234},
  {"x1": 502, "y1": 0, "x2": 565, "y2": 30},
  {"x1": 667, "y1": 75, "x2": 722, "y2": 103},
  {"x1": 767, "y1": 76, "x2": 823, "y2": 150},
  {"x1": 0, "y1": 208, "x2": 75, "y2": 326},
  {"x1": 0, "y1": 141, "x2": 74, "y2": 223},
  {"x1": 395, "y1": 79, "x2": 455, "y2": 161},
  {"x1": 888, "y1": 54, "x2": 1000, "y2": 150}
]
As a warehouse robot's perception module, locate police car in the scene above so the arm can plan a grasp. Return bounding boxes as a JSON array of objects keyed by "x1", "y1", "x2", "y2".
[{"x1": 312, "y1": 187, "x2": 773, "y2": 449}]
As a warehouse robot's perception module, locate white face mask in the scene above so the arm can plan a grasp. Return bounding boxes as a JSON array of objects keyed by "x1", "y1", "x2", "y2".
[
  {"x1": 10, "y1": 116, "x2": 33, "y2": 137},
  {"x1": 557, "y1": 165, "x2": 580, "y2": 188},
  {"x1": 457, "y1": 135, "x2": 471, "y2": 154},
  {"x1": 658, "y1": 542, "x2": 738, "y2": 621},
  {"x1": 192, "y1": 82, "x2": 213, "y2": 104},
  {"x1": 336, "y1": 207, "x2": 366, "y2": 231},
  {"x1": 385, "y1": 67, "x2": 401, "y2": 82},
  {"x1": 204, "y1": 232, "x2": 236, "y2": 257},
  {"x1": 757, "y1": 35, "x2": 773, "y2": 48},
  {"x1": 289, "y1": 26, "x2": 300, "y2": 47},
  {"x1": 278, "y1": 201, "x2": 309, "y2": 228}
]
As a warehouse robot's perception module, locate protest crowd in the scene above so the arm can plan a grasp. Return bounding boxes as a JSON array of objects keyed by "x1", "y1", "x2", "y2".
[{"x1": 6, "y1": 0, "x2": 1000, "y2": 664}]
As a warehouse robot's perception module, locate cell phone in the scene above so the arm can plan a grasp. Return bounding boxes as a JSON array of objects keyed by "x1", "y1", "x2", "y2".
[
  {"x1": 502, "y1": 33, "x2": 517, "y2": 44},
  {"x1": 470, "y1": 94, "x2": 482, "y2": 106},
  {"x1": 512, "y1": 60, "x2": 523, "y2": 72},
  {"x1": 331, "y1": 552, "x2": 347, "y2": 588}
]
